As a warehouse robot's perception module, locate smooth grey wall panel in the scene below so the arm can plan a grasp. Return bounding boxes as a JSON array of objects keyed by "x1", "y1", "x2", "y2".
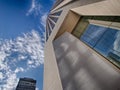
[{"x1": 53, "y1": 32, "x2": 120, "y2": 90}]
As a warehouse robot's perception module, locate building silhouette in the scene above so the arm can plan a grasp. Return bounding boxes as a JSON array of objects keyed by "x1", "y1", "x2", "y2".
[
  {"x1": 44, "y1": 0, "x2": 120, "y2": 90},
  {"x1": 16, "y1": 78, "x2": 36, "y2": 90}
]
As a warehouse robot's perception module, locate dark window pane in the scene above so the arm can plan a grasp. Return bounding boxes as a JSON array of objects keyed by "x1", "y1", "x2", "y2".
[
  {"x1": 51, "y1": 10, "x2": 62, "y2": 16},
  {"x1": 50, "y1": 17, "x2": 58, "y2": 23},
  {"x1": 46, "y1": 29, "x2": 49, "y2": 41},
  {"x1": 46, "y1": 10, "x2": 62, "y2": 40},
  {"x1": 46, "y1": 24, "x2": 49, "y2": 41},
  {"x1": 49, "y1": 20, "x2": 55, "y2": 29}
]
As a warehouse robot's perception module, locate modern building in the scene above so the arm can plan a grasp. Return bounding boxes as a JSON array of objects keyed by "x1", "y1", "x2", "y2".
[
  {"x1": 16, "y1": 78, "x2": 36, "y2": 90},
  {"x1": 44, "y1": 0, "x2": 120, "y2": 90}
]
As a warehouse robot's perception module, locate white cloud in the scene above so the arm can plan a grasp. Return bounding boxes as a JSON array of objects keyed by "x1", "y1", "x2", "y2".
[
  {"x1": 26, "y1": 0, "x2": 48, "y2": 28},
  {"x1": 0, "y1": 72, "x2": 3, "y2": 80},
  {"x1": 27, "y1": 0, "x2": 35, "y2": 15},
  {"x1": 26, "y1": 0, "x2": 48, "y2": 30},
  {"x1": 28, "y1": 60, "x2": 34, "y2": 65},
  {"x1": 40, "y1": 13, "x2": 47, "y2": 28},
  {"x1": 0, "y1": 30, "x2": 44, "y2": 90},
  {"x1": 26, "y1": 0, "x2": 42, "y2": 16},
  {"x1": 15, "y1": 67, "x2": 24, "y2": 73},
  {"x1": 0, "y1": 52, "x2": 6, "y2": 61},
  {"x1": 18, "y1": 55, "x2": 27, "y2": 60},
  {"x1": 3, "y1": 74, "x2": 18, "y2": 90}
]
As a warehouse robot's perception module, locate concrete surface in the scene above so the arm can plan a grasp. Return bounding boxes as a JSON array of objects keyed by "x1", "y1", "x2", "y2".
[{"x1": 53, "y1": 32, "x2": 120, "y2": 90}]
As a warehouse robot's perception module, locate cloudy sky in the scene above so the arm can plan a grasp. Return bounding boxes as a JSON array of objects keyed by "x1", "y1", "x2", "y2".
[{"x1": 0, "y1": 0, "x2": 54, "y2": 90}]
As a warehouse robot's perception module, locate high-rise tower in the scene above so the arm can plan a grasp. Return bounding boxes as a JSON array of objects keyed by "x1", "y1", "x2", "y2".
[
  {"x1": 44, "y1": 0, "x2": 120, "y2": 90},
  {"x1": 16, "y1": 78, "x2": 36, "y2": 90}
]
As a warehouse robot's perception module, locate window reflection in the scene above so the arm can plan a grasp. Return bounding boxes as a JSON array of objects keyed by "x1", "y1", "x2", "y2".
[
  {"x1": 80, "y1": 24, "x2": 120, "y2": 67},
  {"x1": 51, "y1": 10, "x2": 62, "y2": 16},
  {"x1": 94, "y1": 28, "x2": 117, "y2": 56},
  {"x1": 80, "y1": 24, "x2": 107, "y2": 47},
  {"x1": 50, "y1": 17, "x2": 58, "y2": 23}
]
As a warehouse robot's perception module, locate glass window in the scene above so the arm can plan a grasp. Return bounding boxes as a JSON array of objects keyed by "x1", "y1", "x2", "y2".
[
  {"x1": 46, "y1": 24, "x2": 49, "y2": 41},
  {"x1": 49, "y1": 20, "x2": 55, "y2": 29},
  {"x1": 80, "y1": 24, "x2": 107, "y2": 47},
  {"x1": 80, "y1": 24, "x2": 120, "y2": 67},
  {"x1": 94, "y1": 28, "x2": 117, "y2": 56},
  {"x1": 48, "y1": 23, "x2": 52, "y2": 35},
  {"x1": 46, "y1": 10, "x2": 62, "y2": 41},
  {"x1": 50, "y1": 17, "x2": 58, "y2": 23},
  {"x1": 51, "y1": 10, "x2": 62, "y2": 16}
]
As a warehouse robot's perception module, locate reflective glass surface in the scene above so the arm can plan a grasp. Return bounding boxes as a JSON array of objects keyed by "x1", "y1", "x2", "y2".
[
  {"x1": 81, "y1": 24, "x2": 107, "y2": 47},
  {"x1": 50, "y1": 16, "x2": 58, "y2": 23},
  {"x1": 46, "y1": 10, "x2": 62, "y2": 41},
  {"x1": 80, "y1": 24, "x2": 120, "y2": 67},
  {"x1": 49, "y1": 20, "x2": 55, "y2": 29},
  {"x1": 51, "y1": 10, "x2": 62, "y2": 16}
]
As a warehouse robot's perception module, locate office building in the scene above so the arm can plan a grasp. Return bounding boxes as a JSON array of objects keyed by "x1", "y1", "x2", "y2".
[
  {"x1": 16, "y1": 78, "x2": 36, "y2": 90},
  {"x1": 44, "y1": 0, "x2": 120, "y2": 90}
]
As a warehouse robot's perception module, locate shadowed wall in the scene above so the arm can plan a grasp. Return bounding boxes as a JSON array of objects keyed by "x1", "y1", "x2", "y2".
[{"x1": 53, "y1": 32, "x2": 120, "y2": 90}]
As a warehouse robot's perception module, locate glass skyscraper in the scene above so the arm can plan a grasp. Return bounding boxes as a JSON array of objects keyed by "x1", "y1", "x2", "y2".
[{"x1": 16, "y1": 78, "x2": 36, "y2": 90}]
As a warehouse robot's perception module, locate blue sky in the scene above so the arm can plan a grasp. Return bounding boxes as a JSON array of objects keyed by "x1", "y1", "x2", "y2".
[{"x1": 0, "y1": 0, "x2": 54, "y2": 90}]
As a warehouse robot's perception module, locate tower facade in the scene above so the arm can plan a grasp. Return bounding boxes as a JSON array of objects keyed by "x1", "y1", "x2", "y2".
[
  {"x1": 16, "y1": 78, "x2": 36, "y2": 90},
  {"x1": 44, "y1": 0, "x2": 120, "y2": 90}
]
